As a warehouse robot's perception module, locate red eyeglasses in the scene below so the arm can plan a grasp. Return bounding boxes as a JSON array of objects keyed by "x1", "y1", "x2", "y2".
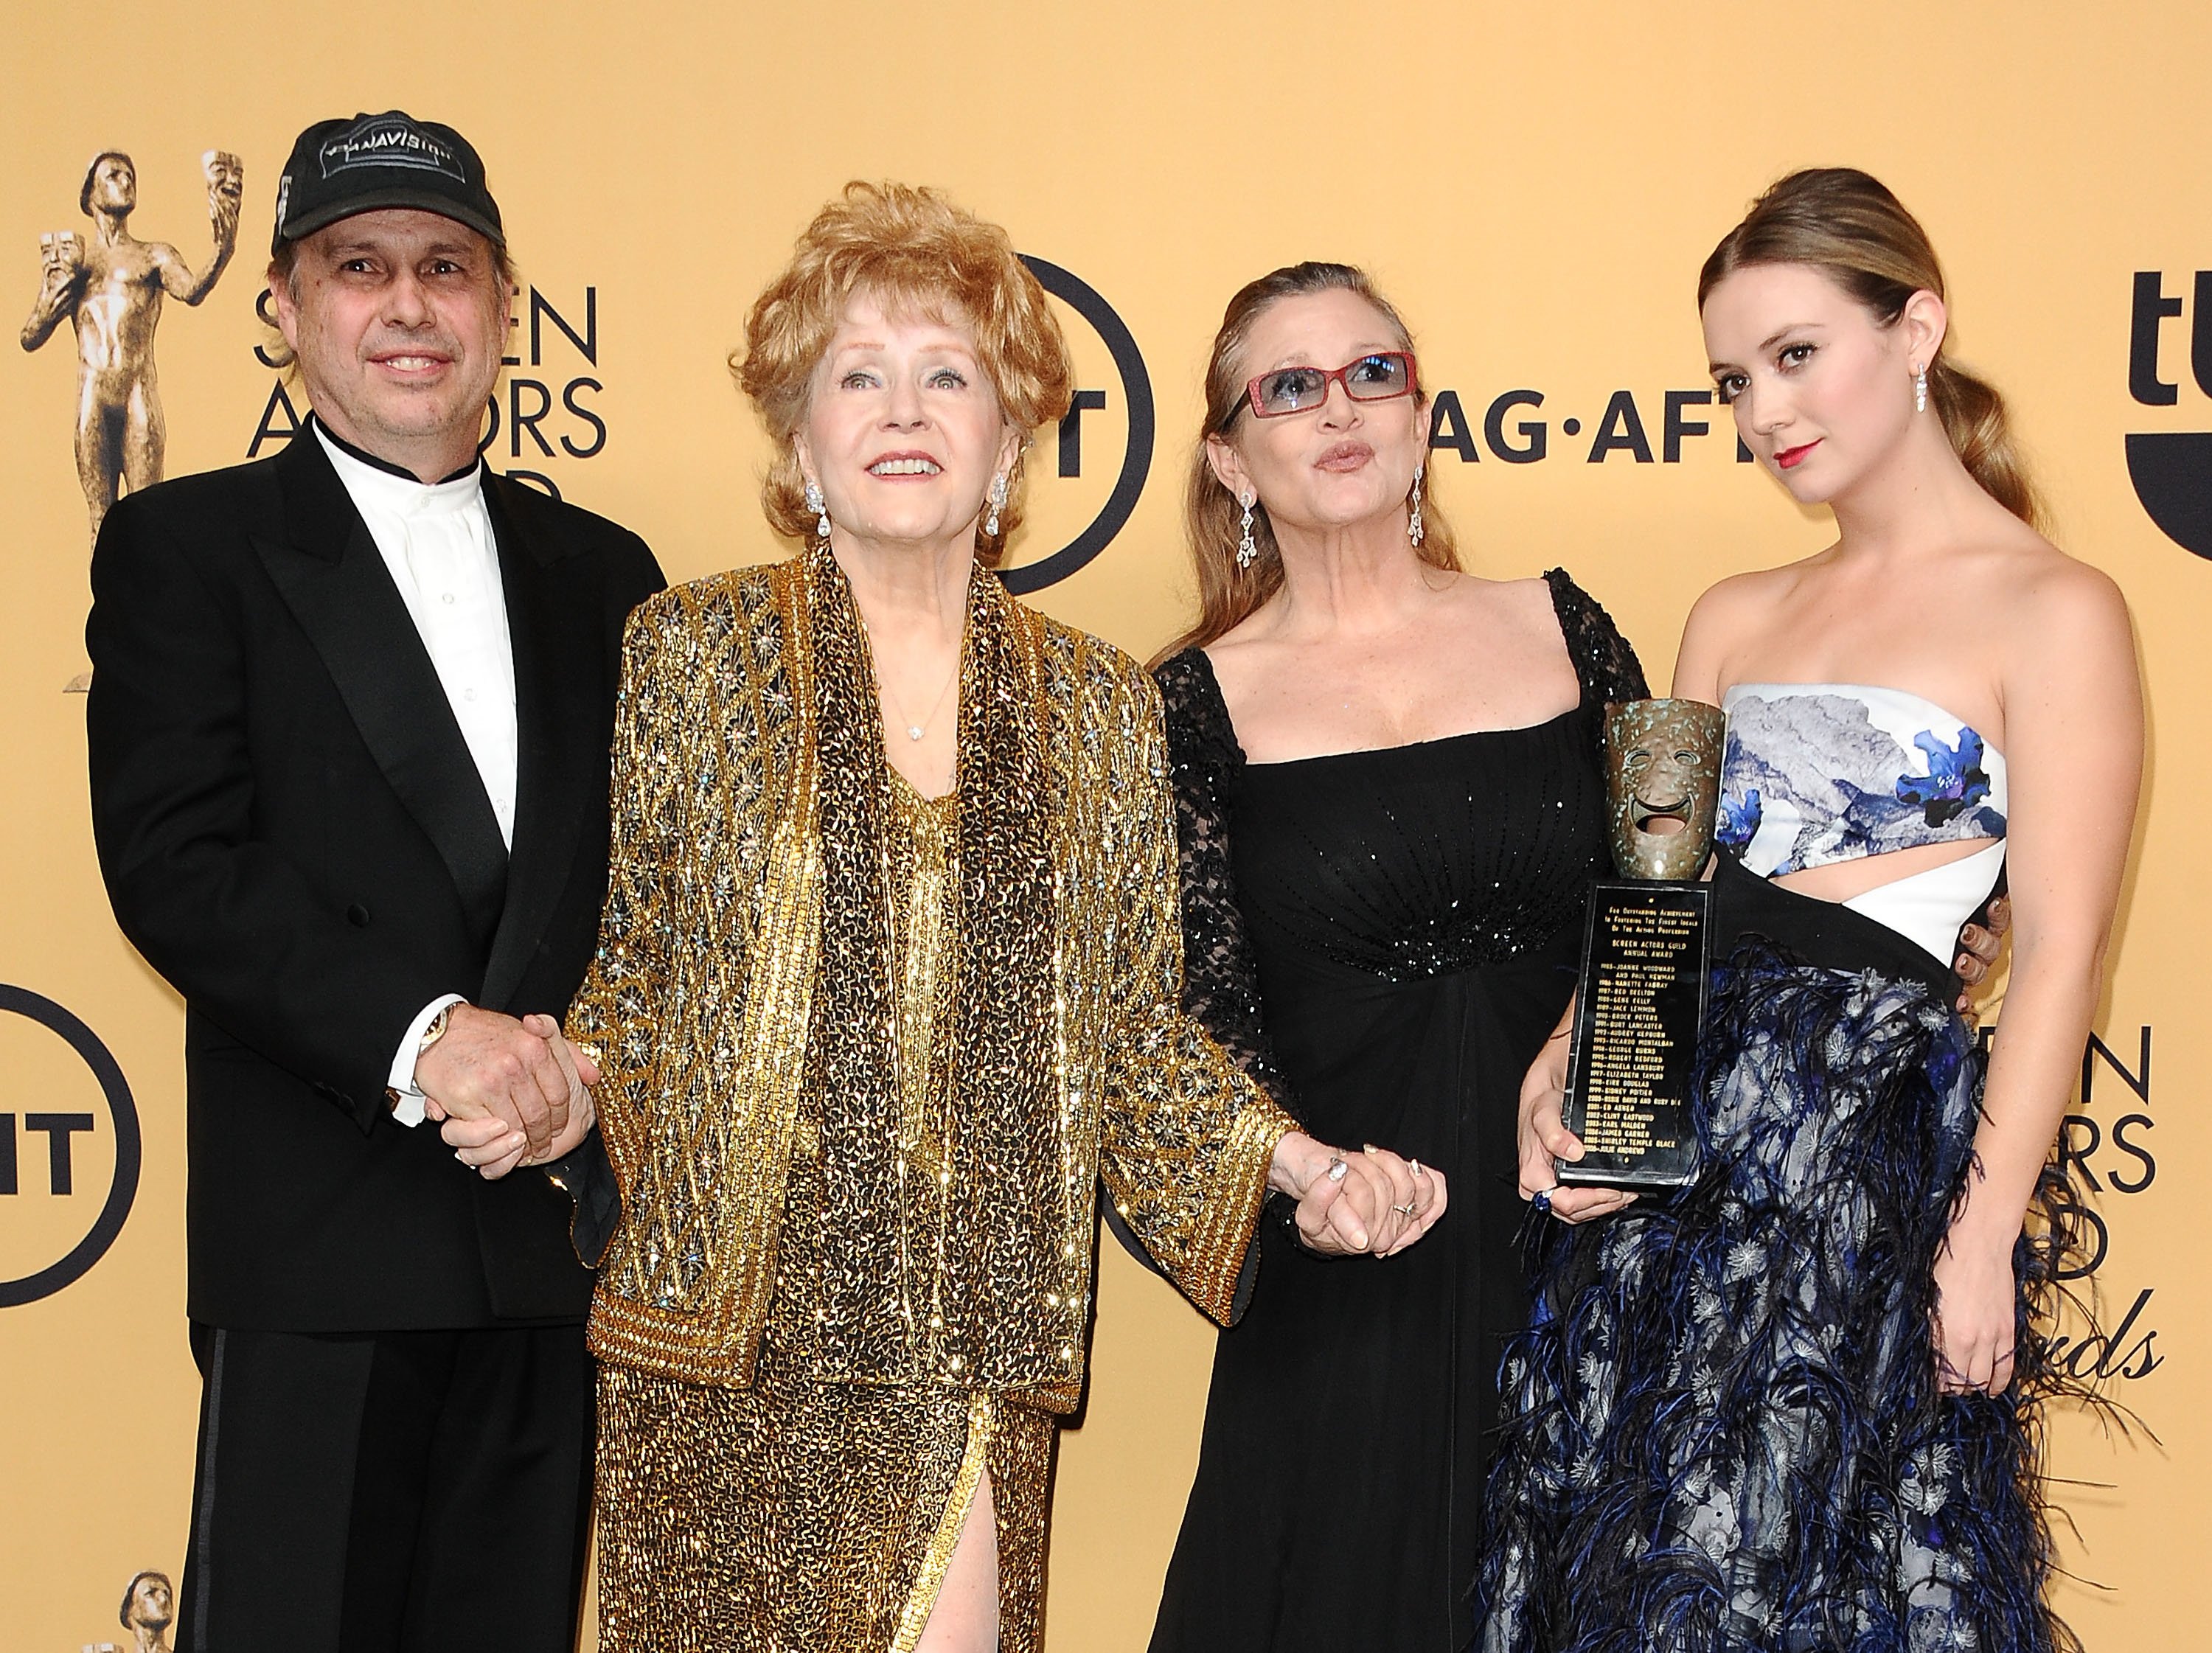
[{"x1": 1239, "y1": 351, "x2": 1419, "y2": 420}]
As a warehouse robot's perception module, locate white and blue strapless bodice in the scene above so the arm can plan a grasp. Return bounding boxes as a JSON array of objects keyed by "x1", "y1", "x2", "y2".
[{"x1": 1718, "y1": 683, "x2": 2008, "y2": 964}]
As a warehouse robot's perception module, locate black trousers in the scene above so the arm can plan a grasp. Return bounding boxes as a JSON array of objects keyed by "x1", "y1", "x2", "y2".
[{"x1": 177, "y1": 1321, "x2": 594, "y2": 1653}]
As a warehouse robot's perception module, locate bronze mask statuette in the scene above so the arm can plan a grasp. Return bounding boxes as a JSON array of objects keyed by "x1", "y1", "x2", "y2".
[
  {"x1": 1557, "y1": 698, "x2": 1725, "y2": 1191},
  {"x1": 1605, "y1": 698, "x2": 1725, "y2": 877}
]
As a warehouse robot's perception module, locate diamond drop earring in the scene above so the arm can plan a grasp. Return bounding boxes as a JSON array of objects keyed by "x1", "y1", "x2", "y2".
[
  {"x1": 1236, "y1": 491, "x2": 1258, "y2": 569},
  {"x1": 1408, "y1": 464, "x2": 1426, "y2": 548},
  {"x1": 1913, "y1": 363, "x2": 1929, "y2": 415},
  {"x1": 803, "y1": 479, "x2": 831, "y2": 542},
  {"x1": 985, "y1": 471, "x2": 1009, "y2": 538}
]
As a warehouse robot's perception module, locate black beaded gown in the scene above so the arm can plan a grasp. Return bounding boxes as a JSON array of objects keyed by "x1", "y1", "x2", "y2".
[{"x1": 1144, "y1": 571, "x2": 1646, "y2": 1653}]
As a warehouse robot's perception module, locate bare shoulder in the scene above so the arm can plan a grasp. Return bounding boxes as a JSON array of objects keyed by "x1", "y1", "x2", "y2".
[
  {"x1": 1198, "y1": 603, "x2": 1284, "y2": 701},
  {"x1": 1476, "y1": 571, "x2": 1564, "y2": 625},
  {"x1": 2003, "y1": 535, "x2": 2127, "y2": 616},
  {"x1": 1410, "y1": 570, "x2": 1553, "y2": 646},
  {"x1": 1683, "y1": 563, "x2": 1795, "y2": 633},
  {"x1": 1976, "y1": 532, "x2": 2133, "y2": 651},
  {"x1": 1672, "y1": 563, "x2": 1804, "y2": 700}
]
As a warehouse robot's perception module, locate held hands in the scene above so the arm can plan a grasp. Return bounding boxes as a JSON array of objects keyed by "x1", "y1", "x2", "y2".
[
  {"x1": 438, "y1": 1014, "x2": 598, "y2": 1179},
  {"x1": 418, "y1": 1005, "x2": 594, "y2": 1171},
  {"x1": 1269, "y1": 1130, "x2": 1447, "y2": 1258},
  {"x1": 1517, "y1": 1023, "x2": 1637, "y2": 1225}
]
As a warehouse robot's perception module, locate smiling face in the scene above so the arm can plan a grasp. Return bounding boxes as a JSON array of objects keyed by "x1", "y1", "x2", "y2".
[
  {"x1": 1604, "y1": 699, "x2": 1725, "y2": 878},
  {"x1": 793, "y1": 291, "x2": 1018, "y2": 556},
  {"x1": 1206, "y1": 287, "x2": 1425, "y2": 537},
  {"x1": 271, "y1": 209, "x2": 509, "y2": 478},
  {"x1": 1702, "y1": 261, "x2": 1941, "y2": 506}
]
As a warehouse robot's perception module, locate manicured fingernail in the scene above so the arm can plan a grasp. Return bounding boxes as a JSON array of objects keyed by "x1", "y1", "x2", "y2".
[
  {"x1": 1352, "y1": 1231, "x2": 1368, "y2": 1247},
  {"x1": 1363, "y1": 1144, "x2": 1378, "y2": 1155}
]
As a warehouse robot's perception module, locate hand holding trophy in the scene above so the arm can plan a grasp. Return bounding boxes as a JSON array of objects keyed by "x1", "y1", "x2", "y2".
[{"x1": 1555, "y1": 699, "x2": 1726, "y2": 1192}]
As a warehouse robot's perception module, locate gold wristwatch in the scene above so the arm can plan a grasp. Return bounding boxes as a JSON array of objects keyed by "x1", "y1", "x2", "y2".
[{"x1": 383, "y1": 1000, "x2": 460, "y2": 1113}]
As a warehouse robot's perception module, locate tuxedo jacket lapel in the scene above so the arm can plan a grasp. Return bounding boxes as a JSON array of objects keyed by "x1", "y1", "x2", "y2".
[
  {"x1": 478, "y1": 476, "x2": 602, "y2": 1010},
  {"x1": 255, "y1": 436, "x2": 509, "y2": 949}
]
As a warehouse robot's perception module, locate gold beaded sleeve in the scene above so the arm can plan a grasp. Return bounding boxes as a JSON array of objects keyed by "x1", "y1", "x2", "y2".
[
  {"x1": 569, "y1": 569, "x2": 818, "y2": 1387},
  {"x1": 566, "y1": 594, "x2": 684, "y2": 1198},
  {"x1": 1091, "y1": 666, "x2": 1296, "y2": 1326}
]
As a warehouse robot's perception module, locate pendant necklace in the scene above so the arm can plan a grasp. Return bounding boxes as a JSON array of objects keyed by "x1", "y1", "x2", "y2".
[{"x1": 877, "y1": 642, "x2": 961, "y2": 742}]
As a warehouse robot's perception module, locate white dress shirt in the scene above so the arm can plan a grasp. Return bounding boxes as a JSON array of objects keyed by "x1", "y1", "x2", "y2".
[{"x1": 313, "y1": 421, "x2": 516, "y2": 1127}]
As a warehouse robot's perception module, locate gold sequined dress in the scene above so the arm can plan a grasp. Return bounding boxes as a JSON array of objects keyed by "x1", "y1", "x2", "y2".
[{"x1": 571, "y1": 546, "x2": 1293, "y2": 1651}]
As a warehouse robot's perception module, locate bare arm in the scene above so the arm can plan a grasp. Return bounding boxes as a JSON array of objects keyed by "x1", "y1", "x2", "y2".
[
  {"x1": 158, "y1": 151, "x2": 241, "y2": 305},
  {"x1": 1934, "y1": 560, "x2": 2141, "y2": 1393},
  {"x1": 21, "y1": 232, "x2": 83, "y2": 349}
]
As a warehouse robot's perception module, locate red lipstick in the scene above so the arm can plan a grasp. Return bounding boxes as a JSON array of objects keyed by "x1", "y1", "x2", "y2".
[{"x1": 1774, "y1": 441, "x2": 1820, "y2": 471}]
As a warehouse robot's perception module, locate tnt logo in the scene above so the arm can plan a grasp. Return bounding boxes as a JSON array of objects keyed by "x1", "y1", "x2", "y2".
[
  {"x1": 0, "y1": 986, "x2": 139, "y2": 1307},
  {"x1": 995, "y1": 257, "x2": 1153, "y2": 595},
  {"x1": 2126, "y1": 271, "x2": 2212, "y2": 559}
]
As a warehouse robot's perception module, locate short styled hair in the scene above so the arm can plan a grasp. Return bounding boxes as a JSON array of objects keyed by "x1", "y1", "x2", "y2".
[
  {"x1": 735, "y1": 181, "x2": 1074, "y2": 562},
  {"x1": 119, "y1": 1569, "x2": 170, "y2": 1627},
  {"x1": 80, "y1": 151, "x2": 133, "y2": 215}
]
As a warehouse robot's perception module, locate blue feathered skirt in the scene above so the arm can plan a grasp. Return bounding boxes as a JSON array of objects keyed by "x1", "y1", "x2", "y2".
[{"x1": 1478, "y1": 857, "x2": 2083, "y2": 1653}]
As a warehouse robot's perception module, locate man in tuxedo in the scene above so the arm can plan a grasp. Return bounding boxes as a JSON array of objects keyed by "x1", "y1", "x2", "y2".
[{"x1": 86, "y1": 111, "x2": 664, "y2": 1651}]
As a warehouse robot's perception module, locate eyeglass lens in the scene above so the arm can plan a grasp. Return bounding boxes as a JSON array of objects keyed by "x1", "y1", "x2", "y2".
[{"x1": 1254, "y1": 354, "x2": 1411, "y2": 416}]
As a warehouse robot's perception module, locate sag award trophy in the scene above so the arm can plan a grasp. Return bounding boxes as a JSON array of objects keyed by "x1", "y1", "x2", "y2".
[{"x1": 1556, "y1": 699, "x2": 1726, "y2": 1191}]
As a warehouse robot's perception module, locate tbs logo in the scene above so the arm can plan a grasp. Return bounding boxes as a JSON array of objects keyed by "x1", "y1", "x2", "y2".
[{"x1": 2126, "y1": 270, "x2": 2212, "y2": 560}]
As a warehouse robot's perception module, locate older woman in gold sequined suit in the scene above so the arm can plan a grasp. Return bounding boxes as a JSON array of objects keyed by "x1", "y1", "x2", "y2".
[{"x1": 454, "y1": 185, "x2": 1447, "y2": 1652}]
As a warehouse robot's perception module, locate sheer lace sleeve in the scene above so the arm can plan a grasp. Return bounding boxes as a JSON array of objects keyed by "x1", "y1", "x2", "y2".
[
  {"x1": 1545, "y1": 568, "x2": 1649, "y2": 711},
  {"x1": 1152, "y1": 648, "x2": 1298, "y2": 1112}
]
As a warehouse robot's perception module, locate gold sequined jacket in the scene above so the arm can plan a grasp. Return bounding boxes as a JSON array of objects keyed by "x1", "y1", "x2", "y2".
[{"x1": 571, "y1": 551, "x2": 1294, "y2": 1412}]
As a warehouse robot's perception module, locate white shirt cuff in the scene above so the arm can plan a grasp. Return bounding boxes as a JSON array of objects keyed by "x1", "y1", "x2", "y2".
[{"x1": 386, "y1": 994, "x2": 467, "y2": 1128}]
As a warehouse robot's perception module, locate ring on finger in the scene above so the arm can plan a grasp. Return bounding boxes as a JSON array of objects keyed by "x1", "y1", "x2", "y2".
[
  {"x1": 1393, "y1": 1200, "x2": 1417, "y2": 1217},
  {"x1": 1325, "y1": 1154, "x2": 1347, "y2": 1183},
  {"x1": 1531, "y1": 1186, "x2": 1556, "y2": 1217}
]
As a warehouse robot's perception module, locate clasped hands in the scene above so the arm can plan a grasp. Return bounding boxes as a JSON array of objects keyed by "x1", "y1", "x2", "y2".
[
  {"x1": 420, "y1": 1005, "x2": 597, "y2": 1179},
  {"x1": 1269, "y1": 1131, "x2": 1446, "y2": 1258}
]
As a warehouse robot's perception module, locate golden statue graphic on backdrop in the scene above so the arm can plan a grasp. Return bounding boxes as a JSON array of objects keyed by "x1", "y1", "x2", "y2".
[
  {"x1": 80, "y1": 1568, "x2": 174, "y2": 1653},
  {"x1": 20, "y1": 150, "x2": 242, "y2": 545}
]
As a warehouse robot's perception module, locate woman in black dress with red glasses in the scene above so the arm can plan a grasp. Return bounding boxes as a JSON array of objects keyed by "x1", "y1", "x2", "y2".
[{"x1": 1138, "y1": 261, "x2": 1645, "y2": 1653}]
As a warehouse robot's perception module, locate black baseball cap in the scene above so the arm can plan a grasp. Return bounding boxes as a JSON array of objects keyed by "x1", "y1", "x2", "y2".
[{"x1": 271, "y1": 111, "x2": 504, "y2": 255}]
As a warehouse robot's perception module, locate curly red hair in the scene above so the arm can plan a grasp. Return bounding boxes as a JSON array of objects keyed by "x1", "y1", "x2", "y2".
[{"x1": 735, "y1": 181, "x2": 1074, "y2": 562}]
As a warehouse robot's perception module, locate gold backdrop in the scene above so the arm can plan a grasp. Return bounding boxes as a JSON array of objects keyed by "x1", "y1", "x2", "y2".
[{"x1": 2, "y1": 3, "x2": 2199, "y2": 1646}]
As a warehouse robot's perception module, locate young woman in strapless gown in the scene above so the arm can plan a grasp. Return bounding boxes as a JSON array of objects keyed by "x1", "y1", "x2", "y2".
[{"x1": 1484, "y1": 169, "x2": 2141, "y2": 1653}]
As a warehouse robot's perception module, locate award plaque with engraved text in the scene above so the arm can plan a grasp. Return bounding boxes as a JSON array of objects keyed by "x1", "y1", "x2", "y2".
[{"x1": 1556, "y1": 698, "x2": 1725, "y2": 1191}]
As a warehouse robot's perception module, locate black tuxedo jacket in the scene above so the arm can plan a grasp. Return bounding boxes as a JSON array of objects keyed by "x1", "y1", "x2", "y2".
[{"x1": 86, "y1": 434, "x2": 664, "y2": 1332}]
